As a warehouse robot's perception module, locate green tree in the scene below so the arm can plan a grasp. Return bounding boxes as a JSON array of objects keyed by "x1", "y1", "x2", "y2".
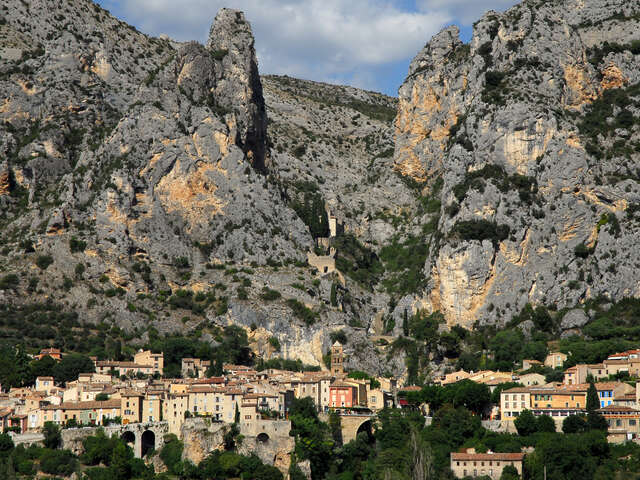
[
  {"x1": 537, "y1": 414, "x2": 556, "y2": 433},
  {"x1": 514, "y1": 409, "x2": 538, "y2": 436},
  {"x1": 29, "y1": 355, "x2": 56, "y2": 383},
  {"x1": 489, "y1": 329, "x2": 524, "y2": 369},
  {"x1": 160, "y1": 434, "x2": 184, "y2": 475},
  {"x1": 328, "y1": 411, "x2": 342, "y2": 446},
  {"x1": 0, "y1": 343, "x2": 30, "y2": 388},
  {"x1": 53, "y1": 353, "x2": 95, "y2": 384},
  {"x1": 0, "y1": 433, "x2": 14, "y2": 455},
  {"x1": 432, "y1": 405, "x2": 482, "y2": 448},
  {"x1": 40, "y1": 449, "x2": 77, "y2": 476},
  {"x1": 111, "y1": 441, "x2": 134, "y2": 480},
  {"x1": 289, "y1": 397, "x2": 333, "y2": 479},
  {"x1": 587, "y1": 412, "x2": 609, "y2": 431},
  {"x1": 42, "y1": 422, "x2": 61, "y2": 449},
  {"x1": 500, "y1": 464, "x2": 520, "y2": 480},
  {"x1": 562, "y1": 414, "x2": 588, "y2": 434},
  {"x1": 586, "y1": 382, "x2": 599, "y2": 413}
]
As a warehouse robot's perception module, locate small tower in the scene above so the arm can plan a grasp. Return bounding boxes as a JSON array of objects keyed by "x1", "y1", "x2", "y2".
[{"x1": 331, "y1": 341, "x2": 344, "y2": 376}]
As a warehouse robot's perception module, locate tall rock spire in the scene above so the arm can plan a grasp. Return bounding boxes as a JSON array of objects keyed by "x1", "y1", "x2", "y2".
[{"x1": 207, "y1": 9, "x2": 267, "y2": 171}]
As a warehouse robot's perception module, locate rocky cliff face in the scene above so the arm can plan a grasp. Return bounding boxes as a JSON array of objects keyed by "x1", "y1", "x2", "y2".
[
  {"x1": 3, "y1": 0, "x2": 640, "y2": 379},
  {"x1": 395, "y1": 0, "x2": 640, "y2": 327},
  {"x1": 0, "y1": 0, "x2": 408, "y2": 377}
]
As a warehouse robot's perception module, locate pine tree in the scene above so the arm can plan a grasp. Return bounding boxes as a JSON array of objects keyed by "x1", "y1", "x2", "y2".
[{"x1": 587, "y1": 381, "x2": 600, "y2": 412}]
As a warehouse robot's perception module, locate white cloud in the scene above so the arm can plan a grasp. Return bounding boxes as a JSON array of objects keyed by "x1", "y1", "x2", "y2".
[
  {"x1": 100, "y1": 0, "x2": 523, "y2": 94},
  {"x1": 101, "y1": 0, "x2": 450, "y2": 90},
  {"x1": 417, "y1": 0, "x2": 521, "y2": 24}
]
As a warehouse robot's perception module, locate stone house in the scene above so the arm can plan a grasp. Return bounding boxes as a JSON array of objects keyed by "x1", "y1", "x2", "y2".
[
  {"x1": 597, "y1": 405, "x2": 640, "y2": 443},
  {"x1": 42, "y1": 399, "x2": 121, "y2": 427},
  {"x1": 450, "y1": 450, "x2": 524, "y2": 479},
  {"x1": 134, "y1": 350, "x2": 164, "y2": 375},
  {"x1": 544, "y1": 352, "x2": 567, "y2": 369}
]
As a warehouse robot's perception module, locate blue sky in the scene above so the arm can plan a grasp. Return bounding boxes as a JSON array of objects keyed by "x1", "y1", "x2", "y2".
[{"x1": 97, "y1": 0, "x2": 519, "y2": 96}]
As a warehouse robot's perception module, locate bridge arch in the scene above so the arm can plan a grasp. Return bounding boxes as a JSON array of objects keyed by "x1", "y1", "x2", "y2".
[
  {"x1": 121, "y1": 431, "x2": 135, "y2": 447},
  {"x1": 141, "y1": 430, "x2": 155, "y2": 457},
  {"x1": 355, "y1": 419, "x2": 373, "y2": 438},
  {"x1": 256, "y1": 432, "x2": 270, "y2": 444}
]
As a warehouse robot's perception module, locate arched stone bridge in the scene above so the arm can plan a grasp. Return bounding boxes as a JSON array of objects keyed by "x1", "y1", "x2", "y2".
[
  {"x1": 320, "y1": 412, "x2": 376, "y2": 444},
  {"x1": 61, "y1": 421, "x2": 169, "y2": 458}
]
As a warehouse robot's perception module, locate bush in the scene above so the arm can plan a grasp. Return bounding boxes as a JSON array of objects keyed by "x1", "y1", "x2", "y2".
[
  {"x1": 329, "y1": 329, "x2": 347, "y2": 345},
  {"x1": 69, "y1": 236, "x2": 87, "y2": 253},
  {"x1": 36, "y1": 255, "x2": 54, "y2": 270},
  {"x1": 260, "y1": 288, "x2": 281, "y2": 301},
  {"x1": 268, "y1": 337, "x2": 281, "y2": 351},
  {"x1": 42, "y1": 422, "x2": 61, "y2": 449},
  {"x1": 0, "y1": 274, "x2": 19, "y2": 291},
  {"x1": 449, "y1": 220, "x2": 510, "y2": 245},
  {"x1": 334, "y1": 234, "x2": 384, "y2": 289},
  {"x1": 286, "y1": 299, "x2": 317, "y2": 325},
  {"x1": 574, "y1": 242, "x2": 593, "y2": 258},
  {"x1": 40, "y1": 449, "x2": 78, "y2": 475}
]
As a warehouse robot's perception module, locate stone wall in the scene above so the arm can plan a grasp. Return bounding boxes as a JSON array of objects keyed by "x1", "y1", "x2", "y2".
[{"x1": 181, "y1": 417, "x2": 294, "y2": 476}]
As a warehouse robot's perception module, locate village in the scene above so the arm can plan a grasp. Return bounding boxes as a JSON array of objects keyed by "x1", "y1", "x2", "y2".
[{"x1": 2, "y1": 341, "x2": 640, "y2": 479}]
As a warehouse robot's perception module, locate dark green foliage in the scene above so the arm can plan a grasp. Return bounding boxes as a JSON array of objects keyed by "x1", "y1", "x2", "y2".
[
  {"x1": 334, "y1": 234, "x2": 384, "y2": 289},
  {"x1": 587, "y1": 382, "x2": 599, "y2": 412},
  {"x1": 563, "y1": 414, "x2": 588, "y2": 434},
  {"x1": 500, "y1": 465, "x2": 520, "y2": 480},
  {"x1": 187, "y1": 450, "x2": 283, "y2": 480},
  {"x1": 329, "y1": 329, "x2": 347, "y2": 345},
  {"x1": 210, "y1": 49, "x2": 229, "y2": 60},
  {"x1": 0, "y1": 274, "x2": 19, "y2": 291},
  {"x1": 40, "y1": 449, "x2": 77, "y2": 476},
  {"x1": 36, "y1": 254, "x2": 54, "y2": 270},
  {"x1": 268, "y1": 336, "x2": 281, "y2": 351},
  {"x1": 69, "y1": 236, "x2": 87, "y2": 253},
  {"x1": 290, "y1": 190, "x2": 329, "y2": 238},
  {"x1": 537, "y1": 414, "x2": 556, "y2": 433},
  {"x1": 578, "y1": 83, "x2": 640, "y2": 159},
  {"x1": 289, "y1": 397, "x2": 333, "y2": 479},
  {"x1": 453, "y1": 164, "x2": 537, "y2": 203},
  {"x1": 260, "y1": 287, "x2": 282, "y2": 301},
  {"x1": 449, "y1": 219, "x2": 510, "y2": 245},
  {"x1": 574, "y1": 242, "x2": 593, "y2": 258},
  {"x1": 159, "y1": 434, "x2": 183, "y2": 475},
  {"x1": 401, "y1": 380, "x2": 491, "y2": 415},
  {"x1": 514, "y1": 409, "x2": 539, "y2": 436},
  {"x1": 286, "y1": 299, "x2": 318, "y2": 325},
  {"x1": 255, "y1": 357, "x2": 320, "y2": 372},
  {"x1": 173, "y1": 256, "x2": 190, "y2": 269},
  {"x1": 380, "y1": 234, "x2": 429, "y2": 296},
  {"x1": 588, "y1": 40, "x2": 640, "y2": 65},
  {"x1": 526, "y1": 431, "x2": 610, "y2": 480},
  {"x1": 482, "y1": 70, "x2": 508, "y2": 105},
  {"x1": 53, "y1": 353, "x2": 95, "y2": 384},
  {"x1": 330, "y1": 282, "x2": 338, "y2": 306},
  {"x1": 42, "y1": 422, "x2": 61, "y2": 449}
]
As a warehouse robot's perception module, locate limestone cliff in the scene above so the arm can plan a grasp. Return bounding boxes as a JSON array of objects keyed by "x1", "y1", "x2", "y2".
[
  {"x1": 395, "y1": 0, "x2": 640, "y2": 327},
  {"x1": 0, "y1": 0, "x2": 406, "y2": 377}
]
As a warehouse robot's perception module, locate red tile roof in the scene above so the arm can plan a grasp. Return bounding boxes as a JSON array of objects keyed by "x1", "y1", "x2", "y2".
[{"x1": 451, "y1": 452, "x2": 524, "y2": 461}]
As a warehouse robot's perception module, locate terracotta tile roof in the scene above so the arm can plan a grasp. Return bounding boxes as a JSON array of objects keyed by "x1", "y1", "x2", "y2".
[
  {"x1": 43, "y1": 399, "x2": 121, "y2": 410},
  {"x1": 192, "y1": 377, "x2": 225, "y2": 384},
  {"x1": 451, "y1": 452, "x2": 525, "y2": 461},
  {"x1": 597, "y1": 405, "x2": 640, "y2": 413},
  {"x1": 503, "y1": 387, "x2": 531, "y2": 394}
]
